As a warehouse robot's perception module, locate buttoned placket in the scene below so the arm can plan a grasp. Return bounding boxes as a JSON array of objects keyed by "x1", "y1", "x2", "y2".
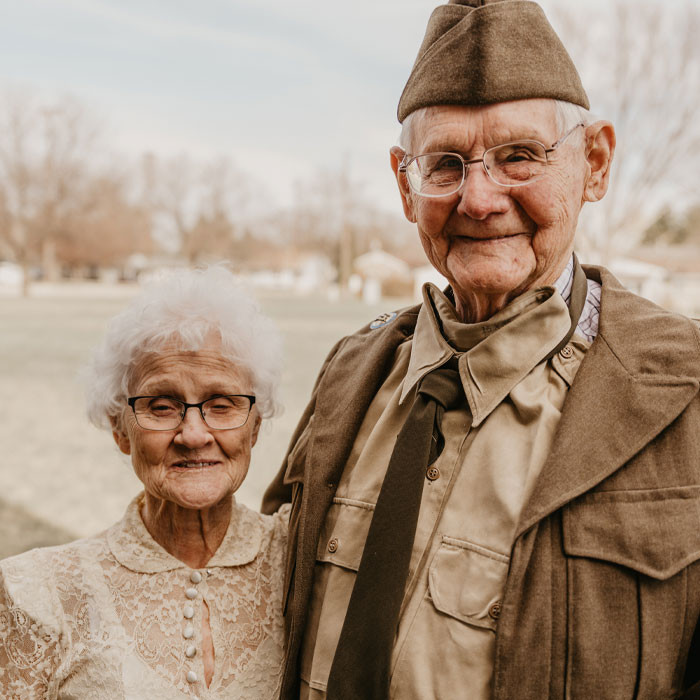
[
  {"x1": 181, "y1": 567, "x2": 214, "y2": 697},
  {"x1": 401, "y1": 377, "x2": 475, "y2": 608}
]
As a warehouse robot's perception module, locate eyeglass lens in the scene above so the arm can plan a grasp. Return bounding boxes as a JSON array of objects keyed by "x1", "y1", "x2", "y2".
[
  {"x1": 132, "y1": 396, "x2": 252, "y2": 430},
  {"x1": 406, "y1": 141, "x2": 549, "y2": 195}
]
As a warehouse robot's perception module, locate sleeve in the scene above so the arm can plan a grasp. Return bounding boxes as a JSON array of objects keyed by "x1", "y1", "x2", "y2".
[
  {"x1": 0, "y1": 563, "x2": 63, "y2": 699},
  {"x1": 261, "y1": 337, "x2": 346, "y2": 514}
]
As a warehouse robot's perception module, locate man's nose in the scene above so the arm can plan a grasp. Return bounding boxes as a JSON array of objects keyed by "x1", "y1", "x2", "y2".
[
  {"x1": 456, "y1": 163, "x2": 510, "y2": 220},
  {"x1": 174, "y1": 407, "x2": 213, "y2": 448}
]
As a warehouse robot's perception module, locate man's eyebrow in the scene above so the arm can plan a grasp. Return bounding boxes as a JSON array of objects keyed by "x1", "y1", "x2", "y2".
[{"x1": 419, "y1": 129, "x2": 552, "y2": 154}]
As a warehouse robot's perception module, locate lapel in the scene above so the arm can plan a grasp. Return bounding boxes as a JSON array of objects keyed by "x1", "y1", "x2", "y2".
[
  {"x1": 517, "y1": 267, "x2": 700, "y2": 537},
  {"x1": 294, "y1": 306, "x2": 420, "y2": 593}
]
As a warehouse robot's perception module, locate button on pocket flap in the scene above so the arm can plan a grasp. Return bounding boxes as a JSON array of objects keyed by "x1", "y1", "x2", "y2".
[
  {"x1": 316, "y1": 499, "x2": 375, "y2": 571},
  {"x1": 563, "y1": 487, "x2": 700, "y2": 580},
  {"x1": 428, "y1": 537, "x2": 509, "y2": 631}
]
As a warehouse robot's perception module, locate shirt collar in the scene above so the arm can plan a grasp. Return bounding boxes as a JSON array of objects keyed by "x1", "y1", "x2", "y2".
[
  {"x1": 400, "y1": 282, "x2": 571, "y2": 425},
  {"x1": 107, "y1": 493, "x2": 263, "y2": 573}
]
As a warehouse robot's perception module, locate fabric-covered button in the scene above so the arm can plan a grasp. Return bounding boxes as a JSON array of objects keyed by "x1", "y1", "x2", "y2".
[
  {"x1": 328, "y1": 538, "x2": 339, "y2": 553},
  {"x1": 183, "y1": 606, "x2": 194, "y2": 619},
  {"x1": 190, "y1": 571, "x2": 203, "y2": 584},
  {"x1": 488, "y1": 601, "x2": 502, "y2": 620},
  {"x1": 560, "y1": 345, "x2": 574, "y2": 359},
  {"x1": 183, "y1": 624, "x2": 195, "y2": 639},
  {"x1": 185, "y1": 645, "x2": 197, "y2": 658},
  {"x1": 185, "y1": 587, "x2": 198, "y2": 599},
  {"x1": 426, "y1": 466, "x2": 440, "y2": 481},
  {"x1": 186, "y1": 670, "x2": 198, "y2": 683}
]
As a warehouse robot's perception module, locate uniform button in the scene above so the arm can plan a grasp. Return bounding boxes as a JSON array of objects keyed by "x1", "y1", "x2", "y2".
[
  {"x1": 560, "y1": 345, "x2": 574, "y2": 359},
  {"x1": 328, "y1": 538, "x2": 339, "y2": 553},
  {"x1": 190, "y1": 571, "x2": 203, "y2": 584},
  {"x1": 185, "y1": 587, "x2": 198, "y2": 599},
  {"x1": 185, "y1": 645, "x2": 197, "y2": 658},
  {"x1": 183, "y1": 606, "x2": 195, "y2": 619},
  {"x1": 488, "y1": 601, "x2": 502, "y2": 620},
  {"x1": 186, "y1": 670, "x2": 198, "y2": 683},
  {"x1": 183, "y1": 624, "x2": 195, "y2": 639},
  {"x1": 426, "y1": 466, "x2": 440, "y2": 481}
]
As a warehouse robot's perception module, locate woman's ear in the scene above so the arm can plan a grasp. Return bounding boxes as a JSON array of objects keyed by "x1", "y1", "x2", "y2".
[
  {"x1": 110, "y1": 416, "x2": 131, "y2": 455},
  {"x1": 390, "y1": 146, "x2": 417, "y2": 223},
  {"x1": 250, "y1": 414, "x2": 262, "y2": 448},
  {"x1": 583, "y1": 121, "x2": 616, "y2": 203}
]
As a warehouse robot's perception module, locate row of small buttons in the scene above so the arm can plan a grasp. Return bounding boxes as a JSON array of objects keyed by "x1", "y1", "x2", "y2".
[{"x1": 183, "y1": 570, "x2": 204, "y2": 683}]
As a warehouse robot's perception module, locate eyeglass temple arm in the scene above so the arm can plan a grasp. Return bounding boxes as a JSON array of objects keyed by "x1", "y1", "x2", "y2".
[{"x1": 548, "y1": 122, "x2": 585, "y2": 152}]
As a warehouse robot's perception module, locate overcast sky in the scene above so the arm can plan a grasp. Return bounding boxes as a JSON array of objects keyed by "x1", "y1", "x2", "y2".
[{"x1": 1, "y1": 0, "x2": 695, "y2": 213}]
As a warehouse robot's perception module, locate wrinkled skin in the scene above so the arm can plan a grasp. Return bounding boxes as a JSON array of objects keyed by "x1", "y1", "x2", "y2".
[
  {"x1": 390, "y1": 99, "x2": 615, "y2": 322},
  {"x1": 112, "y1": 340, "x2": 261, "y2": 567}
]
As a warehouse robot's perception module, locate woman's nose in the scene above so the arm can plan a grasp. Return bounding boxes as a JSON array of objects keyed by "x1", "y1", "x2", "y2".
[{"x1": 174, "y1": 407, "x2": 213, "y2": 448}]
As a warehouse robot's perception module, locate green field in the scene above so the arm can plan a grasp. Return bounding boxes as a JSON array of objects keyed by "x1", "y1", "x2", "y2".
[{"x1": 0, "y1": 288, "x2": 400, "y2": 558}]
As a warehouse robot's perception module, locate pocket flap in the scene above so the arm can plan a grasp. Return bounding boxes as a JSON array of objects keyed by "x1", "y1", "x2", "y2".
[
  {"x1": 563, "y1": 487, "x2": 700, "y2": 580},
  {"x1": 316, "y1": 499, "x2": 375, "y2": 571},
  {"x1": 428, "y1": 537, "x2": 509, "y2": 631}
]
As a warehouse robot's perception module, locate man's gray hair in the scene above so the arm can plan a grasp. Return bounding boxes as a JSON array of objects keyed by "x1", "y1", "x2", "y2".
[
  {"x1": 398, "y1": 99, "x2": 593, "y2": 153},
  {"x1": 85, "y1": 265, "x2": 283, "y2": 429}
]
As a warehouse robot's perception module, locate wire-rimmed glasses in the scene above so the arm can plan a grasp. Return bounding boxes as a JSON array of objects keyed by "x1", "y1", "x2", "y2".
[
  {"x1": 399, "y1": 122, "x2": 584, "y2": 198},
  {"x1": 127, "y1": 395, "x2": 256, "y2": 431}
]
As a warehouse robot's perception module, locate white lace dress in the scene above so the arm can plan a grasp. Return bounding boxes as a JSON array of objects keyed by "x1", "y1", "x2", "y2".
[{"x1": 0, "y1": 493, "x2": 290, "y2": 699}]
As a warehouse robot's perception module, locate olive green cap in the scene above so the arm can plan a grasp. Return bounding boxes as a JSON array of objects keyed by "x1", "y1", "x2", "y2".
[{"x1": 397, "y1": 0, "x2": 589, "y2": 122}]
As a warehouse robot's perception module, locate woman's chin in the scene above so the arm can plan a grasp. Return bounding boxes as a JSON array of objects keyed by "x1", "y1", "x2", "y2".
[{"x1": 156, "y1": 474, "x2": 238, "y2": 511}]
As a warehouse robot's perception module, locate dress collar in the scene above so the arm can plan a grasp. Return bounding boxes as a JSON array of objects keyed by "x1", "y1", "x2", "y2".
[{"x1": 107, "y1": 493, "x2": 263, "y2": 573}]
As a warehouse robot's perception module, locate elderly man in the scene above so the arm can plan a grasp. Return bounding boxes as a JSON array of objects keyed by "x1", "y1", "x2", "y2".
[{"x1": 263, "y1": 1, "x2": 700, "y2": 698}]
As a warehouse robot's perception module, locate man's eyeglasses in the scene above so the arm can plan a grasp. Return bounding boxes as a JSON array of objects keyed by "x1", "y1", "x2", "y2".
[
  {"x1": 398, "y1": 123, "x2": 584, "y2": 198},
  {"x1": 127, "y1": 395, "x2": 256, "y2": 431}
]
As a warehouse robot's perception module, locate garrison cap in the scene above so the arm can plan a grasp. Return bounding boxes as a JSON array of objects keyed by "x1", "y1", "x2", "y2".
[{"x1": 397, "y1": 0, "x2": 589, "y2": 122}]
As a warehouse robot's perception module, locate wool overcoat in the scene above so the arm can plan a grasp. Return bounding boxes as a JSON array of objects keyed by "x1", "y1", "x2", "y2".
[{"x1": 262, "y1": 266, "x2": 700, "y2": 699}]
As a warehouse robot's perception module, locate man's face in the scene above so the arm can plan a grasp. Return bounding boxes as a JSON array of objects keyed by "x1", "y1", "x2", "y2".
[{"x1": 392, "y1": 99, "x2": 590, "y2": 321}]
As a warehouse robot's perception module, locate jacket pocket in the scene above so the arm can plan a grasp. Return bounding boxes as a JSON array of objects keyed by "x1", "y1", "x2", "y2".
[
  {"x1": 561, "y1": 486, "x2": 700, "y2": 699},
  {"x1": 562, "y1": 486, "x2": 700, "y2": 579},
  {"x1": 428, "y1": 536, "x2": 509, "y2": 631}
]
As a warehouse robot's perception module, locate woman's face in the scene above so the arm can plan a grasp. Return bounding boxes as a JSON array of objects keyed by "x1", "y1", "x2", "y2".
[{"x1": 112, "y1": 340, "x2": 260, "y2": 511}]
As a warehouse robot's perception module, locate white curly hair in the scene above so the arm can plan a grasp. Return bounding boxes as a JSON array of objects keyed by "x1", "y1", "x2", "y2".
[{"x1": 85, "y1": 265, "x2": 283, "y2": 429}]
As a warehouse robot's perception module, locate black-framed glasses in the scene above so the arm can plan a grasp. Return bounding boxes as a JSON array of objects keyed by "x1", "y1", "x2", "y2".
[
  {"x1": 127, "y1": 395, "x2": 256, "y2": 431},
  {"x1": 399, "y1": 122, "x2": 584, "y2": 197}
]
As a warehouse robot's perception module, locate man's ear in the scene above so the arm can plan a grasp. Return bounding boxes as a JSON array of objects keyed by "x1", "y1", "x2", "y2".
[
  {"x1": 582, "y1": 121, "x2": 616, "y2": 203},
  {"x1": 110, "y1": 416, "x2": 131, "y2": 455},
  {"x1": 390, "y1": 146, "x2": 417, "y2": 223}
]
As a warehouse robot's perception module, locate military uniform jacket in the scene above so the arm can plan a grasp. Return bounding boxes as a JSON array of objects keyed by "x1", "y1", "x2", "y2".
[{"x1": 262, "y1": 266, "x2": 700, "y2": 700}]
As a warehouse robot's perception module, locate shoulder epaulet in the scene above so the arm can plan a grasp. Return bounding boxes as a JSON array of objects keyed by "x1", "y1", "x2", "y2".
[{"x1": 369, "y1": 311, "x2": 398, "y2": 330}]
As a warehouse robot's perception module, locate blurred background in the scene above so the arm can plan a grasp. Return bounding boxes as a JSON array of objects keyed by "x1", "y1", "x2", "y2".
[{"x1": 1, "y1": 0, "x2": 699, "y2": 557}]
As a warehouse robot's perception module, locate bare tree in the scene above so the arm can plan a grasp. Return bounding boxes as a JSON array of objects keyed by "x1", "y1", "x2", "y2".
[
  {"x1": 57, "y1": 172, "x2": 153, "y2": 273},
  {"x1": 0, "y1": 91, "x2": 100, "y2": 292},
  {"x1": 548, "y1": 1, "x2": 700, "y2": 260},
  {"x1": 148, "y1": 154, "x2": 256, "y2": 264}
]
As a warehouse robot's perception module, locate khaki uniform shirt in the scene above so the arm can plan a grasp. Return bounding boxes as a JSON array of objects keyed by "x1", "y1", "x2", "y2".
[{"x1": 299, "y1": 283, "x2": 590, "y2": 699}]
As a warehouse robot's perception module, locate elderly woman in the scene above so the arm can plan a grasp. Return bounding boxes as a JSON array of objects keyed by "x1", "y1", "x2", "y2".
[{"x1": 0, "y1": 267, "x2": 288, "y2": 699}]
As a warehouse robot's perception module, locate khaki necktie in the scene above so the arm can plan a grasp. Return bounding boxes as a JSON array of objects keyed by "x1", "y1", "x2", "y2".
[{"x1": 326, "y1": 260, "x2": 589, "y2": 699}]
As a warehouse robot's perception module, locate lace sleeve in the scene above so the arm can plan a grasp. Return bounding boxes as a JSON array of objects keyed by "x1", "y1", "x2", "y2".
[{"x1": 0, "y1": 563, "x2": 63, "y2": 699}]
